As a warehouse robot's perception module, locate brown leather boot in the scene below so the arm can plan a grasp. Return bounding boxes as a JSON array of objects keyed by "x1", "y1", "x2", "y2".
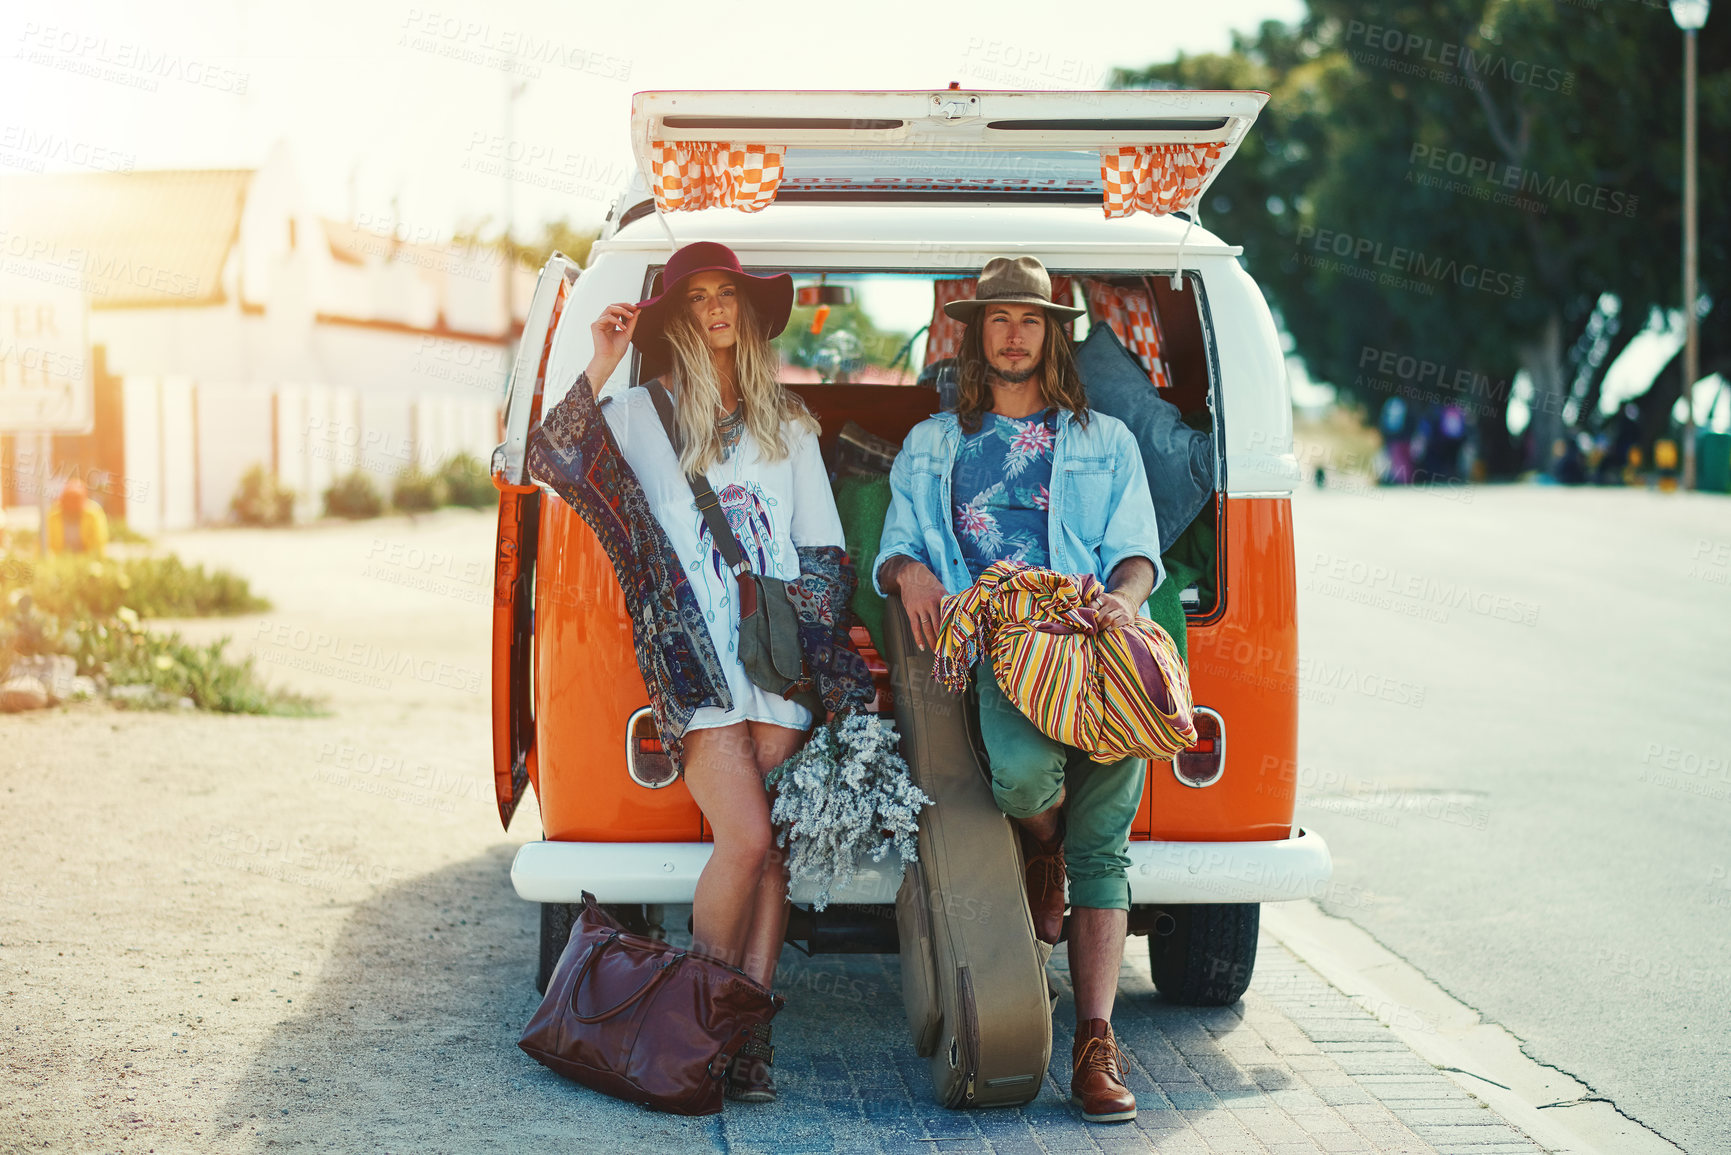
[
  {"x1": 1018, "y1": 821, "x2": 1067, "y2": 946},
  {"x1": 724, "y1": 1021, "x2": 775, "y2": 1103},
  {"x1": 1071, "y1": 1018, "x2": 1136, "y2": 1123}
]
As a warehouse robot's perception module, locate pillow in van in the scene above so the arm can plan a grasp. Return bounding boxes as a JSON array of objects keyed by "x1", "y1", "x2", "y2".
[{"x1": 1076, "y1": 324, "x2": 1215, "y2": 553}]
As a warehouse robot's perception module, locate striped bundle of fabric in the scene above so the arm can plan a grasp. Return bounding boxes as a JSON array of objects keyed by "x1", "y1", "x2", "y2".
[{"x1": 931, "y1": 560, "x2": 1197, "y2": 763}]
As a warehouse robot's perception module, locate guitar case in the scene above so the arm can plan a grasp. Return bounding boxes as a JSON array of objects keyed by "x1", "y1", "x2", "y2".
[{"x1": 885, "y1": 595, "x2": 1053, "y2": 1108}]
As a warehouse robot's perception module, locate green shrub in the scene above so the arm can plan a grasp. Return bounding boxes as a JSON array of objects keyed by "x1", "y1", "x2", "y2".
[
  {"x1": 439, "y1": 452, "x2": 495, "y2": 508},
  {"x1": 230, "y1": 463, "x2": 296, "y2": 526},
  {"x1": 323, "y1": 470, "x2": 384, "y2": 519},
  {"x1": 392, "y1": 465, "x2": 448, "y2": 513},
  {"x1": 1, "y1": 552, "x2": 268, "y2": 620},
  {"x1": 76, "y1": 611, "x2": 321, "y2": 715},
  {"x1": 2, "y1": 571, "x2": 315, "y2": 715}
]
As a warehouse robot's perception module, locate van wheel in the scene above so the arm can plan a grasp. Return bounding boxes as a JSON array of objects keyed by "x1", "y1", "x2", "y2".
[
  {"x1": 1148, "y1": 903, "x2": 1259, "y2": 1006},
  {"x1": 536, "y1": 902, "x2": 664, "y2": 993},
  {"x1": 536, "y1": 902, "x2": 578, "y2": 994}
]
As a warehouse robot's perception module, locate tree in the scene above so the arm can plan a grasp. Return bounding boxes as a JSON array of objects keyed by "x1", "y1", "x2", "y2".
[
  {"x1": 1116, "y1": 0, "x2": 1728, "y2": 476},
  {"x1": 452, "y1": 216, "x2": 600, "y2": 274}
]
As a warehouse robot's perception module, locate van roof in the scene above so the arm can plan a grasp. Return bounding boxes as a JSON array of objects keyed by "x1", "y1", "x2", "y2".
[
  {"x1": 597, "y1": 199, "x2": 1241, "y2": 269},
  {"x1": 629, "y1": 89, "x2": 1265, "y2": 216}
]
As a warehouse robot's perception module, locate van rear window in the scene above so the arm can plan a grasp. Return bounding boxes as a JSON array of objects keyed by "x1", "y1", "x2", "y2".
[{"x1": 640, "y1": 265, "x2": 1221, "y2": 619}]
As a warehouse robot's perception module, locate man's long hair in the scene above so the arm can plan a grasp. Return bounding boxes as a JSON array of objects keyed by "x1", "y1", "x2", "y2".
[
  {"x1": 952, "y1": 310, "x2": 1091, "y2": 435},
  {"x1": 660, "y1": 290, "x2": 818, "y2": 475}
]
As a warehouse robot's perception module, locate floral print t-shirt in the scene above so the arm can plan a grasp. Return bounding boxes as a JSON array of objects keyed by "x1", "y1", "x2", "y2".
[{"x1": 951, "y1": 408, "x2": 1058, "y2": 582}]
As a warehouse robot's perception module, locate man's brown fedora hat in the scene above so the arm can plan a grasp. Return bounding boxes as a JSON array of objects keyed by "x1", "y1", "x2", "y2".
[{"x1": 941, "y1": 256, "x2": 1085, "y2": 323}]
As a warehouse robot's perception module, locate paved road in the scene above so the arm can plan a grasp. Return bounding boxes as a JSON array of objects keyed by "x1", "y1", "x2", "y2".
[
  {"x1": 0, "y1": 508, "x2": 1550, "y2": 1153},
  {"x1": 1289, "y1": 481, "x2": 1731, "y2": 1155}
]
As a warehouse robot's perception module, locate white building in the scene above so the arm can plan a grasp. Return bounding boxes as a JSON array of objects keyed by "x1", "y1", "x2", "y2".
[{"x1": 0, "y1": 142, "x2": 534, "y2": 530}]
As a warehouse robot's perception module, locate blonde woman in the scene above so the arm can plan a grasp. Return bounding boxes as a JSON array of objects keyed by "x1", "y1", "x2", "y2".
[{"x1": 530, "y1": 241, "x2": 874, "y2": 1103}]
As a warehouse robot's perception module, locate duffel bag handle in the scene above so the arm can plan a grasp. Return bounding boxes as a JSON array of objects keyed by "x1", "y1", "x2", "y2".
[{"x1": 568, "y1": 931, "x2": 687, "y2": 1024}]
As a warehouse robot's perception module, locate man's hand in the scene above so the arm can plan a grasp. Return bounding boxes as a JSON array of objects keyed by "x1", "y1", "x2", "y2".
[
  {"x1": 1090, "y1": 588, "x2": 1138, "y2": 631},
  {"x1": 1092, "y1": 556, "x2": 1155, "y2": 632},
  {"x1": 883, "y1": 556, "x2": 948, "y2": 651}
]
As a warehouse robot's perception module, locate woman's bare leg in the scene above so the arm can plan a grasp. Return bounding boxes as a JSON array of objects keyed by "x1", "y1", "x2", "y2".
[
  {"x1": 737, "y1": 721, "x2": 806, "y2": 987},
  {"x1": 681, "y1": 723, "x2": 772, "y2": 968}
]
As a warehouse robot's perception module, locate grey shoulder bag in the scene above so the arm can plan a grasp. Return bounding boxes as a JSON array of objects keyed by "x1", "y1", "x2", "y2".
[{"x1": 644, "y1": 380, "x2": 811, "y2": 711}]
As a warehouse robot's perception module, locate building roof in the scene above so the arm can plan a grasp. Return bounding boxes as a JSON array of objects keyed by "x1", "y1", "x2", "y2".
[{"x1": 0, "y1": 169, "x2": 251, "y2": 308}]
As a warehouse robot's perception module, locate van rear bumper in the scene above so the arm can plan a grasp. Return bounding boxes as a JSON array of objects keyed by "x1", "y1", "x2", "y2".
[{"x1": 510, "y1": 828, "x2": 1331, "y2": 907}]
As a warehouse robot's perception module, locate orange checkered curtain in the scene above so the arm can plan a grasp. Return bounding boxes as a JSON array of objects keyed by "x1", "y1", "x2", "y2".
[
  {"x1": 649, "y1": 141, "x2": 784, "y2": 213},
  {"x1": 923, "y1": 279, "x2": 976, "y2": 367},
  {"x1": 1083, "y1": 280, "x2": 1172, "y2": 389},
  {"x1": 1099, "y1": 144, "x2": 1226, "y2": 219},
  {"x1": 923, "y1": 276, "x2": 1076, "y2": 369}
]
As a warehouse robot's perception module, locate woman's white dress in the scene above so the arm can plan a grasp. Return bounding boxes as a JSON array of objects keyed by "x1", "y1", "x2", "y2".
[{"x1": 599, "y1": 385, "x2": 844, "y2": 733}]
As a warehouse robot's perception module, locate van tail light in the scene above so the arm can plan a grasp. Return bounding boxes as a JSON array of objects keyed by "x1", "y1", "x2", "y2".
[
  {"x1": 1172, "y1": 707, "x2": 1225, "y2": 788},
  {"x1": 626, "y1": 708, "x2": 677, "y2": 789}
]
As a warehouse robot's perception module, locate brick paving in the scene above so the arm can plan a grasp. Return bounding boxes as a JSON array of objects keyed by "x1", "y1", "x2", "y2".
[{"x1": 652, "y1": 927, "x2": 1550, "y2": 1154}]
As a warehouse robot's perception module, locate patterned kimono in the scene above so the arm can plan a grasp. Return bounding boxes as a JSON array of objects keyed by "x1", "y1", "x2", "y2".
[{"x1": 525, "y1": 373, "x2": 874, "y2": 773}]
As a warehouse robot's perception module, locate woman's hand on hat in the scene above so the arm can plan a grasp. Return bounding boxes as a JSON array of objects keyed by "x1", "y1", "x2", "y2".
[{"x1": 584, "y1": 303, "x2": 639, "y2": 394}]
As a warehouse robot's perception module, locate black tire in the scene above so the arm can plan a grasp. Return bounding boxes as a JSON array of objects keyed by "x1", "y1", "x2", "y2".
[
  {"x1": 536, "y1": 902, "x2": 578, "y2": 995},
  {"x1": 1147, "y1": 903, "x2": 1259, "y2": 1006}
]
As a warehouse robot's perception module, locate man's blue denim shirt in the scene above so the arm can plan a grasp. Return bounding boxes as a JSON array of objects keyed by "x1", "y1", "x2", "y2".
[{"x1": 873, "y1": 408, "x2": 1165, "y2": 598}]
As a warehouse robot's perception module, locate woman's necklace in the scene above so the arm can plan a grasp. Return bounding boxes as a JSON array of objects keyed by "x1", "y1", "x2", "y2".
[{"x1": 716, "y1": 401, "x2": 745, "y2": 461}]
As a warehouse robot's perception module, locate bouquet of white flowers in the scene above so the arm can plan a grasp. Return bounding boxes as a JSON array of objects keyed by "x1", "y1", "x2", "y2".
[{"x1": 765, "y1": 712, "x2": 932, "y2": 911}]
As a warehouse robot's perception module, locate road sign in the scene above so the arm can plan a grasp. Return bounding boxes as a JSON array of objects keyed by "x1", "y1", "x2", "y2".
[{"x1": 0, "y1": 271, "x2": 91, "y2": 434}]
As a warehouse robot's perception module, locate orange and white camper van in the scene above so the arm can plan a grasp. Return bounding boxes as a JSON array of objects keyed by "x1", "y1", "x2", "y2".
[{"x1": 490, "y1": 89, "x2": 1331, "y2": 1004}]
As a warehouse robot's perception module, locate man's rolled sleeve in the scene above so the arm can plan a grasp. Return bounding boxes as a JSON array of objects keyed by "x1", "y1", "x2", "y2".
[
  {"x1": 872, "y1": 448, "x2": 930, "y2": 598},
  {"x1": 1098, "y1": 421, "x2": 1166, "y2": 590}
]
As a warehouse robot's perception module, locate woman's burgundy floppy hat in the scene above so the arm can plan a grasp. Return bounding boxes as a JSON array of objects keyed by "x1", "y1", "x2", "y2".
[{"x1": 631, "y1": 241, "x2": 793, "y2": 379}]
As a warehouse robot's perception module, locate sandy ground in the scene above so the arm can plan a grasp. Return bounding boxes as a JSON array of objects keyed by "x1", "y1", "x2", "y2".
[
  {"x1": 0, "y1": 508, "x2": 561, "y2": 1153},
  {"x1": 11, "y1": 487, "x2": 1713, "y2": 1151}
]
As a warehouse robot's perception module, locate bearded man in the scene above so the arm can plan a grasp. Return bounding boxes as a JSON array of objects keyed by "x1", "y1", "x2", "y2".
[{"x1": 875, "y1": 256, "x2": 1163, "y2": 1123}]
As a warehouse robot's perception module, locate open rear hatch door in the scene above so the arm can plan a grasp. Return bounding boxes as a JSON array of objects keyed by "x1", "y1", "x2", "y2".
[{"x1": 628, "y1": 89, "x2": 1267, "y2": 214}]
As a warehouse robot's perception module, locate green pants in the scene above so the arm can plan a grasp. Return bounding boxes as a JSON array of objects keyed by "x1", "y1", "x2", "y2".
[{"x1": 971, "y1": 663, "x2": 1146, "y2": 911}]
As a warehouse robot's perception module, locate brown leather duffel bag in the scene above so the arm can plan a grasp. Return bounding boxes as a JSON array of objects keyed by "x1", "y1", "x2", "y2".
[{"x1": 519, "y1": 893, "x2": 784, "y2": 1115}]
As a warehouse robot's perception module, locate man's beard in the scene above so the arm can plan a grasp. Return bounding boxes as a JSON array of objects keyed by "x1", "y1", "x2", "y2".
[{"x1": 990, "y1": 362, "x2": 1039, "y2": 385}]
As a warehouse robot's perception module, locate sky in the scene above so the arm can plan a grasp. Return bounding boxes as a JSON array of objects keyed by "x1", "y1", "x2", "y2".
[{"x1": 0, "y1": 0, "x2": 1304, "y2": 240}]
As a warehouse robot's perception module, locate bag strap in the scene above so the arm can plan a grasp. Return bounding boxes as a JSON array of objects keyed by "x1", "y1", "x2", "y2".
[
  {"x1": 645, "y1": 378, "x2": 750, "y2": 577},
  {"x1": 567, "y1": 930, "x2": 688, "y2": 1024}
]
